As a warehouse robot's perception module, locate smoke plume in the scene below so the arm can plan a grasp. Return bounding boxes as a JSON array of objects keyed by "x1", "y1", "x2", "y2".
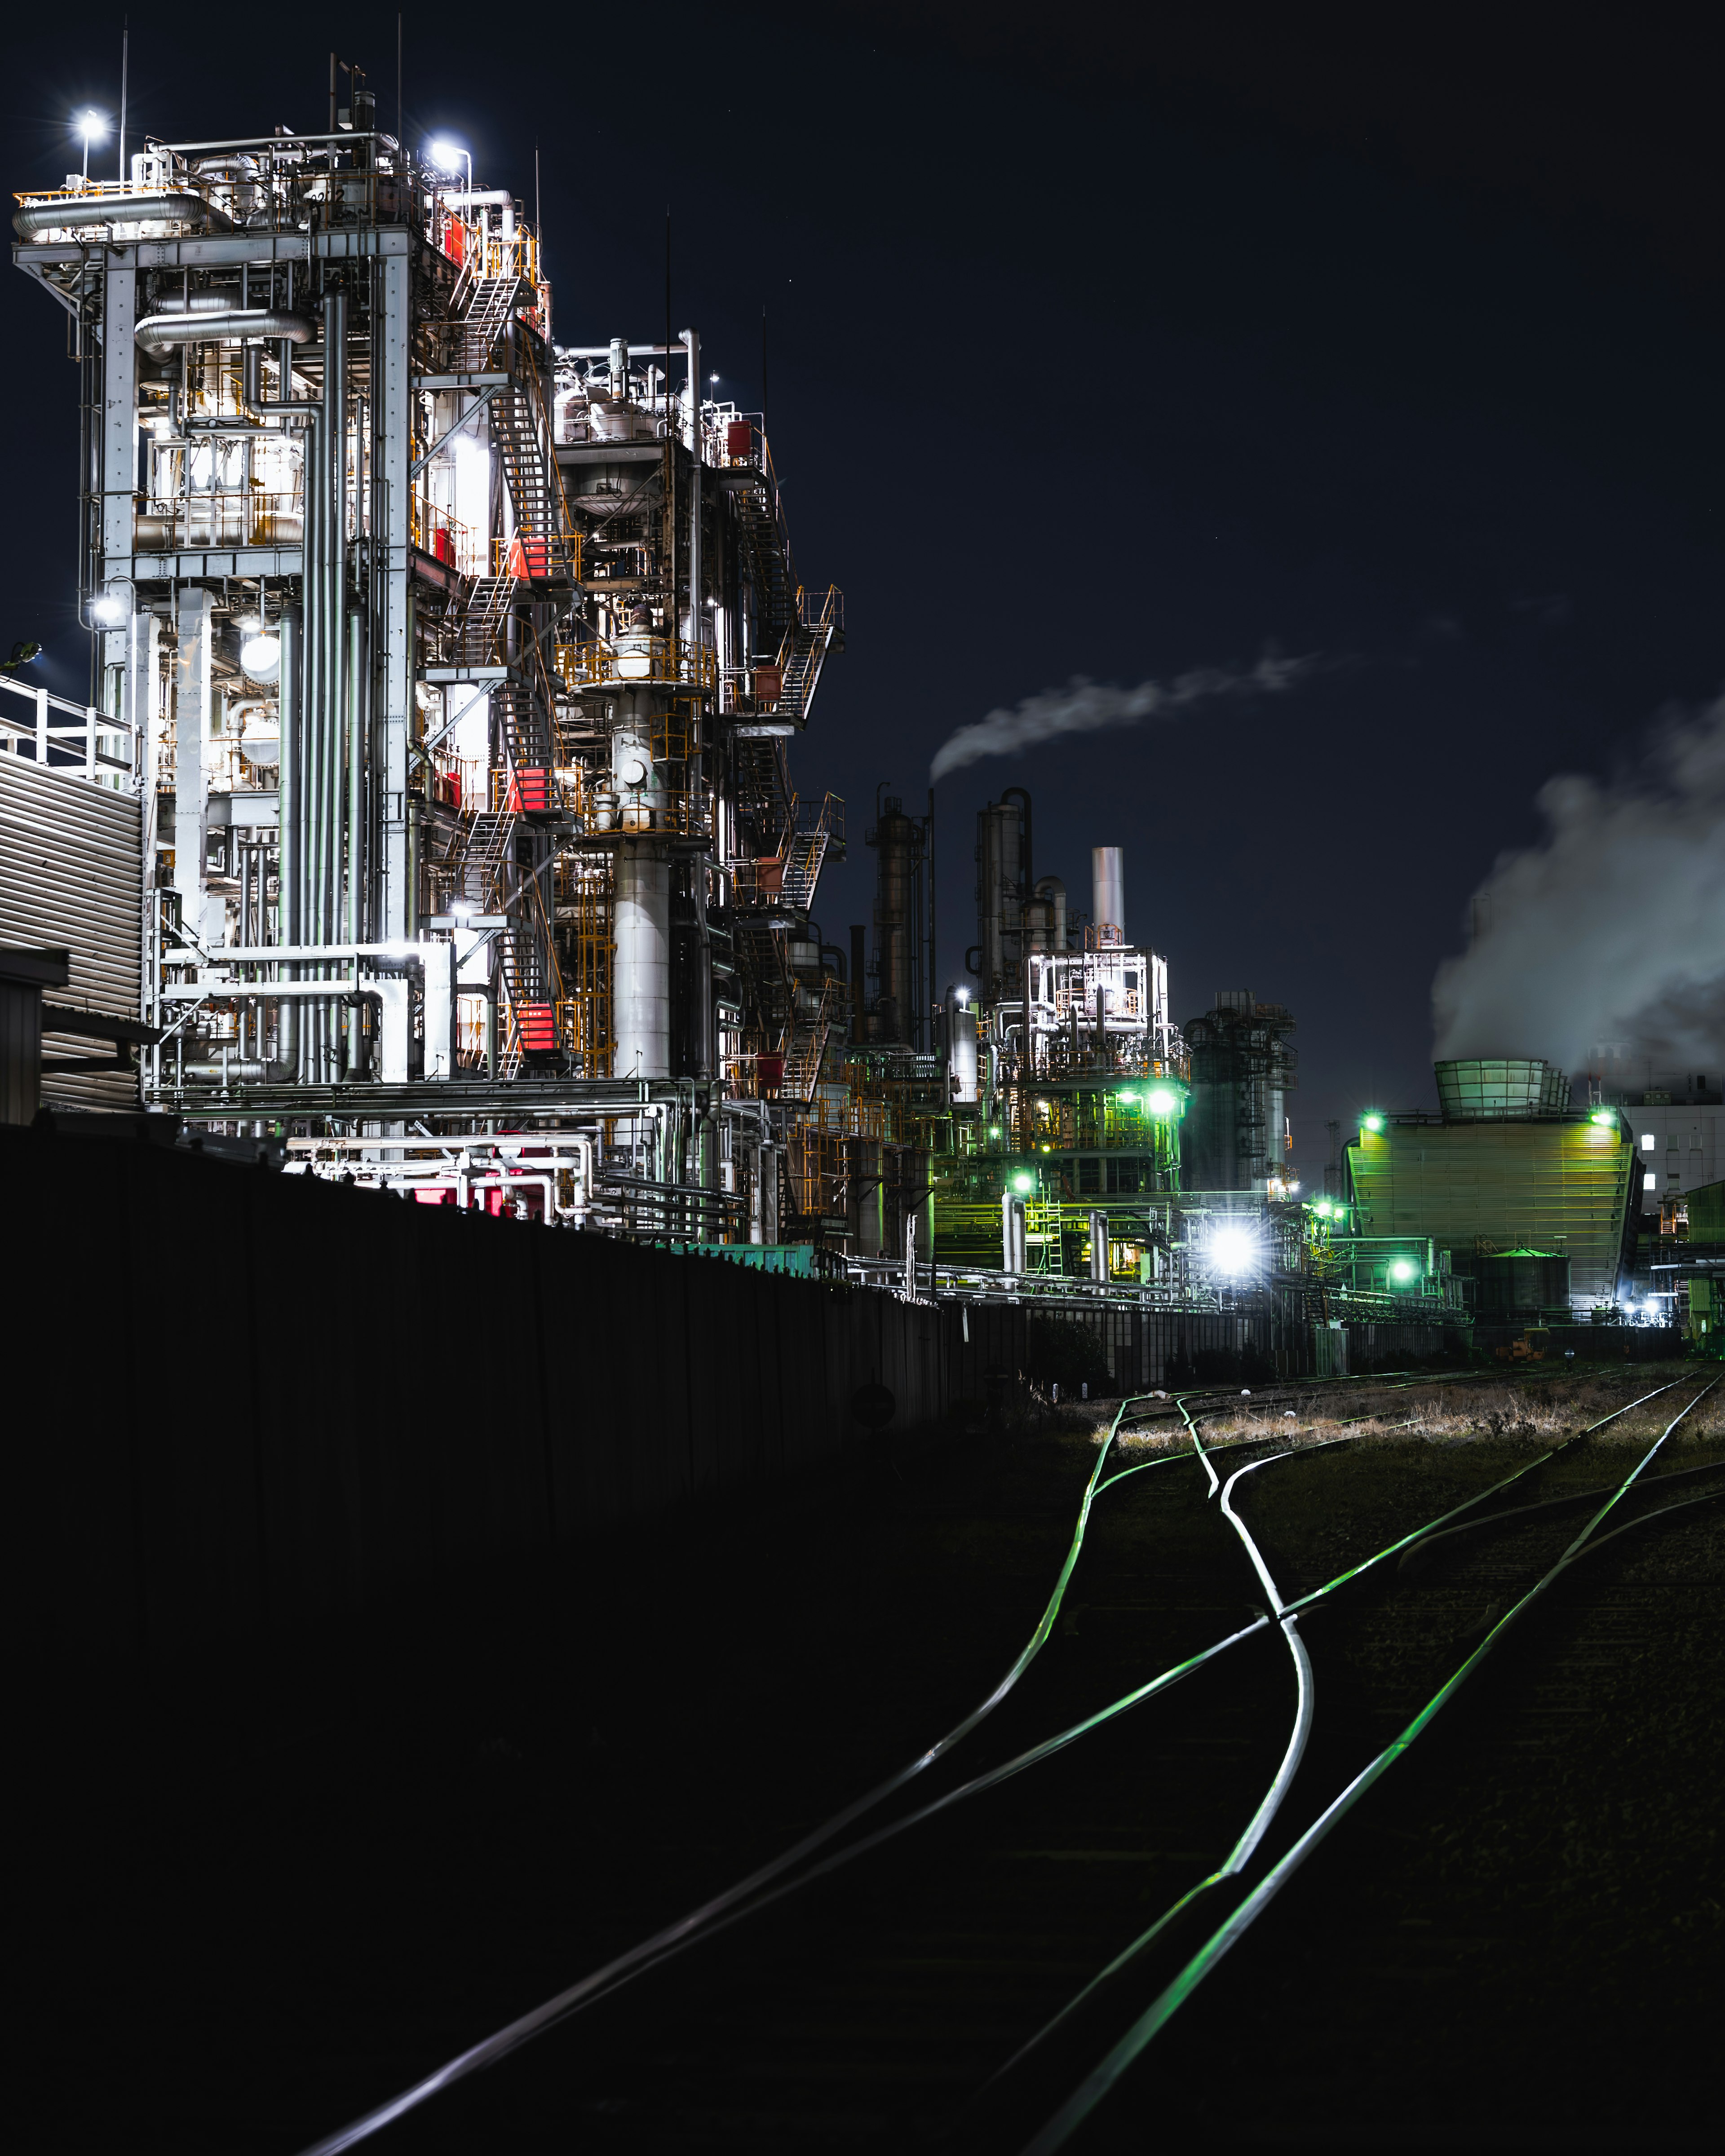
[
  {"x1": 928, "y1": 651, "x2": 1317, "y2": 781},
  {"x1": 1431, "y1": 691, "x2": 1725, "y2": 1072}
]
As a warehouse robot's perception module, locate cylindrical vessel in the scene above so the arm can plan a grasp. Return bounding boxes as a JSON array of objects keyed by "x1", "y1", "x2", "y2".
[
  {"x1": 1092, "y1": 846, "x2": 1124, "y2": 943},
  {"x1": 1035, "y1": 875, "x2": 1067, "y2": 950},
  {"x1": 950, "y1": 998, "x2": 979, "y2": 1103},
  {"x1": 614, "y1": 843, "x2": 671, "y2": 1078},
  {"x1": 977, "y1": 799, "x2": 1022, "y2": 999}
]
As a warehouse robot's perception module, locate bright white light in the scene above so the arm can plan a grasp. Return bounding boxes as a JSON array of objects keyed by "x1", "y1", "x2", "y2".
[
  {"x1": 1208, "y1": 1226, "x2": 1257, "y2": 1277},
  {"x1": 954, "y1": 987, "x2": 969, "y2": 1005},
  {"x1": 91, "y1": 592, "x2": 127, "y2": 625},
  {"x1": 1146, "y1": 1087, "x2": 1178, "y2": 1114},
  {"x1": 240, "y1": 633, "x2": 280, "y2": 681},
  {"x1": 429, "y1": 137, "x2": 465, "y2": 172},
  {"x1": 1389, "y1": 1258, "x2": 1416, "y2": 1283},
  {"x1": 710, "y1": 372, "x2": 719, "y2": 383},
  {"x1": 79, "y1": 111, "x2": 107, "y2": 143},
  {"x1": 451, "y1": 901, "x2": 473, "y2": 919}
]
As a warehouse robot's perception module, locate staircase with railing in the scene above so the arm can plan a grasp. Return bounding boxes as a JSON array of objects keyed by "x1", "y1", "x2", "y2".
[
  {"x1": 772, "y1": 584, "x2": 843, "y2": 729},
  {"x1": 780, "y1": 979, "x2": 834, "y2": 1105}
]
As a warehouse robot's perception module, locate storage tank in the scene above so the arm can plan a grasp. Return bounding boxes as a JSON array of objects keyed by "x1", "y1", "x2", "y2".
[{"x1": 1436, "y1": 1058, "x2": 1571, "y2": 1120}]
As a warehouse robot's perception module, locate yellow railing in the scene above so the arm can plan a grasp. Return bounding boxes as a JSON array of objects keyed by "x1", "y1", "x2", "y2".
[{"x1": 553, "y1": 640, "x2": 717, "y2": 692}]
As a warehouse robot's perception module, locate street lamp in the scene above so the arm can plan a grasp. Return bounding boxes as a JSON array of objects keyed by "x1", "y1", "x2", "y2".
[{"x1": 78, "y1": 110, "x2": 107, "y2": 184}]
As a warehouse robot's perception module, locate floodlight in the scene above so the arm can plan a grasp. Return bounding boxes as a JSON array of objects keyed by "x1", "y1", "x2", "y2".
[
  {"x1": 240, "y1": 633, "x2": 280, "y2": 682},
  {"x1": 1590, "y1": 1109, "x2": 1614, "y2": 1127},
  {"x1": 90, "y1": 592, "x2": 127, "y2": 626},
  {"x1": 1012, "y1": 1172, "x2": 1034, "y2": 1193},
  {"x1": 989, "y1": 1124, "x2": 1002, "y2": 1139},
  {"x1": 429, "y1": 137, "x2": 463, "y2": 170},
  {"x1": 77, "y1": 110, "x2": 107, "y2": 182},
  {"x1": 1207, "y1": 1225, "x2": 1256, "y2": 1277},
  {"x1": 1389, "y1": 1258, "x2": 1416, "y2": 1283},
  {"x1": 1118, "y1": 1092, "x2": 1139, "y2": 1108},
  {"x1": 1363, "y1": 1113, "x2": 1385, "y2": 1133},
  {"x1": 1146, "y1": 1087, "x2": 1178, "y2": 1114},
  {"x1": 954, "y1": 987, "x2": 969, "y2": 1006}
]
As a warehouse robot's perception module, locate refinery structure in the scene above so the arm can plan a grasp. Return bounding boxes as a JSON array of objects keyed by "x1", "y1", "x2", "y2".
[{"x1": 3, "y1": 77, "x2": 1712, "y2": 1374}]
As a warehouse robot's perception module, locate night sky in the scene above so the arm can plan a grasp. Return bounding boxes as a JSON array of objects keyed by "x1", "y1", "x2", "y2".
[{"x1": 6, "y1": 6, "x2": 1721, "y2": 1175}]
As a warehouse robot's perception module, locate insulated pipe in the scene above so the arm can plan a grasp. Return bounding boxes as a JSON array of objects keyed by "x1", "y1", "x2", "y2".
[
  {"x1": 346, "y1": 609, "x2": 367, "y2": 944},
  {"x1": 276, "y1": 606, "x2": 301, "y2": 1072},
  {"x1": 136, "y1": 309, "x2": 315, "y2": 353},
  {"x1": 321, "y1": 288, "x2": 348, "y2": 1069},
  {"x1": 682, "y1": 327, "x2": 702, "y2": 662},
  {"x1": 13, "y1": 192, "x2": 233, "y2": 239}
]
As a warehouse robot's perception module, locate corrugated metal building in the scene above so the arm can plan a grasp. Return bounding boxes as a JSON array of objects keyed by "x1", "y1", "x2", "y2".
[
  {"x1": 0, "y1": 751, "x2": 143, "y2": 1110},
  {"x1": 1345, "y1": 1109, "x2": 1635, "y2": 1313}
]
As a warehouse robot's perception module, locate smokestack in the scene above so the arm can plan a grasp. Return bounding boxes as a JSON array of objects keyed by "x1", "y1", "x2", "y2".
[{"x1": 1092, "y1": 846, "x2": 1123, "y2": 943}]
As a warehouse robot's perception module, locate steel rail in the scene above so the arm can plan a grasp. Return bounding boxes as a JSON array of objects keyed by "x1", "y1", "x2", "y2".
[
  {"x1": 291, "y1": 1387, "x2": 1188, "y2": 2155},
  {"x1": 292, "y1": 1372, "x2": 1680, "y2": 2153},
  {"x1": 1397, "y1": 1453, "x2": 1725, "y2": 1572},
  {"x1": 973, "y1": 1374, "x2": 1692, "y2": 2109},
  {"x1": 1021, "y1": 1373, "x2": 1721, "y2": 2154}
]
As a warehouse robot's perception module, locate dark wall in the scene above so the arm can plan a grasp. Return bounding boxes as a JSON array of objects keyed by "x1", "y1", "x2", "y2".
[{"x1": 4, "y1": 1126, "x2": 1025, "y2": 1683}]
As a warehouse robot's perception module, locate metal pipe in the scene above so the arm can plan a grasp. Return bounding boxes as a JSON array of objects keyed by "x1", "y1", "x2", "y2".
[
  {"x1": 136, "y1": 309, "x2": 315, "y2": 355},
  {"x1": 13, "y1": 192, "x2": 233, "y2": 240},
  {"x1": 346, "y1": 609, "x2": 367, "y2": 944},
  {"x1": 276, "y1": 605, "x2": 301, "y2": 1072},
  {"x1": 682, "y1": 327, "x2": 701, "y2": 660},
  {"x1": 321, "y1": 288, "x2": 348, "y2": 1070}
]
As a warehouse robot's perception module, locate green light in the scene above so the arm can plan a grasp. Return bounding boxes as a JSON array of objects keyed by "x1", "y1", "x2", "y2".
[
  {"x1": 1363, "y1": 1113, "x2": 1385, "y2": 1133},
  {"x1": 988, "y1": 1125, "x2": 1002, "y2": 1139},
  {"x1": 1591, "y1": 1109, "x2": 1614, "y2": 1127},
  {"x1": 1389, "y1": 1258, "x2": 1416, "y2": 1283},
  {"x1": 1012, "y1": 1172, "x2": 1035, "y2": 1193},
  {"x1": 1315, "y1": 1200, "x2": 1332, "y2": 1218},
  {"x1": 1146, "y1": 1087, "x2": 1178, "y2": 1114},
  {"x1": 1117, "y1": 1091, "x2": 1140, "y2": 1108}
]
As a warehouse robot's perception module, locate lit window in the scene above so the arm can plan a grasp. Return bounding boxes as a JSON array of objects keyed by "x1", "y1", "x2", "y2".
[
  {"x1": 1641, "y1": 1134, "x2": 1655, "y2": 1151},
  {"x1": 1643, "y1": 1173, "x2": 1655, "y2": 1190}
]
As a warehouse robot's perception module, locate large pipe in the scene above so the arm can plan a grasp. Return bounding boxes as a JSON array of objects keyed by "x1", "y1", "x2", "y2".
[
  {"x1": 13, "y1": 192, "x2": 233, "y2": 240},
  {"x1": 136, "y1": 309, "x2": 314, "y2": 354},
  {"x1": 1092, "y1": 845, "x2": 1124, "y2": 943},
  {"x1": 682, "y1": 327, "x2": 702, "y2": 665}
]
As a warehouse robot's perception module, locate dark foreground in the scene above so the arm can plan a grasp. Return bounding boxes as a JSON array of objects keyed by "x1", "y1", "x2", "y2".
[{"x1": 19, "y1": 1368, "x2": 1723, "y2": 2151}]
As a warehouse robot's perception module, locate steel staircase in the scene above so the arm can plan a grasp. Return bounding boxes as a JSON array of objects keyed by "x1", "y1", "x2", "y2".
[
  {"x1": 779, "y1": 982, "x2": 832, "y2": 1105},
  {"x1": 458, "y1": 273, "x2": 527, "y2": 372},
  {"x1": 773, "y1": 585, "x2": 842, "y2": 728},
  {"x1": 491, "y1": 372, "x2": 577, "y2": 585}
]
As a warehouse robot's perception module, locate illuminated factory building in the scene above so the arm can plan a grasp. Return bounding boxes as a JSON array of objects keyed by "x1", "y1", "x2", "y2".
[{"x1": 2, "y1": 71, "x2": 1666, "y2": 1377}]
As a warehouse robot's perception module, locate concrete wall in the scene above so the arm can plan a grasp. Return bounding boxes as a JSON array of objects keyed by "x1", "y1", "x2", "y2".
[{"x1": 4, "y1": 1124, "x2": 1025, "y2": 1682}]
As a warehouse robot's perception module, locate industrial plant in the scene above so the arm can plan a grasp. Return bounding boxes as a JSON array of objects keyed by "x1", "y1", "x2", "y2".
[{"x1": 2, "y1": 84, "x2": 1717, "y2": 1377}]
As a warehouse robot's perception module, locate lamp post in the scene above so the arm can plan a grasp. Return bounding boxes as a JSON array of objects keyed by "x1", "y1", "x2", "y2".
[{"x1": 79, "y1": 111, "x2": 107, "y2": 185}]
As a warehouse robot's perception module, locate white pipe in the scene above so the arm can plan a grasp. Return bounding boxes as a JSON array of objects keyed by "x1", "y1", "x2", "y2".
[{"x1": 13, "y1": 191, "x2": 233, "y2": 239}]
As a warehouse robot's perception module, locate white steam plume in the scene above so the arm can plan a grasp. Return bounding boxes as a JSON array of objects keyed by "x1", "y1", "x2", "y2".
[
  {"x1": 928, "y1": 651, "x2": 1317, "y2": 782},
  {"x1": 1432, "y1": 690, "x2": 1725, "y2": 1072}
]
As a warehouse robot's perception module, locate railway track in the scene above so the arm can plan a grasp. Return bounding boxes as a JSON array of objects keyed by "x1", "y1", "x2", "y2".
[{"x1": 294, "y1": 1366, "x2": 1723, "y2": 2155}]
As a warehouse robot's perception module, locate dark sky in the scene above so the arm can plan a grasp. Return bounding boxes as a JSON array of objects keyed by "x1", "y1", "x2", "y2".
[{"x1": 7, "y1": 4, "x2": 1721, "y2": 1175}]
